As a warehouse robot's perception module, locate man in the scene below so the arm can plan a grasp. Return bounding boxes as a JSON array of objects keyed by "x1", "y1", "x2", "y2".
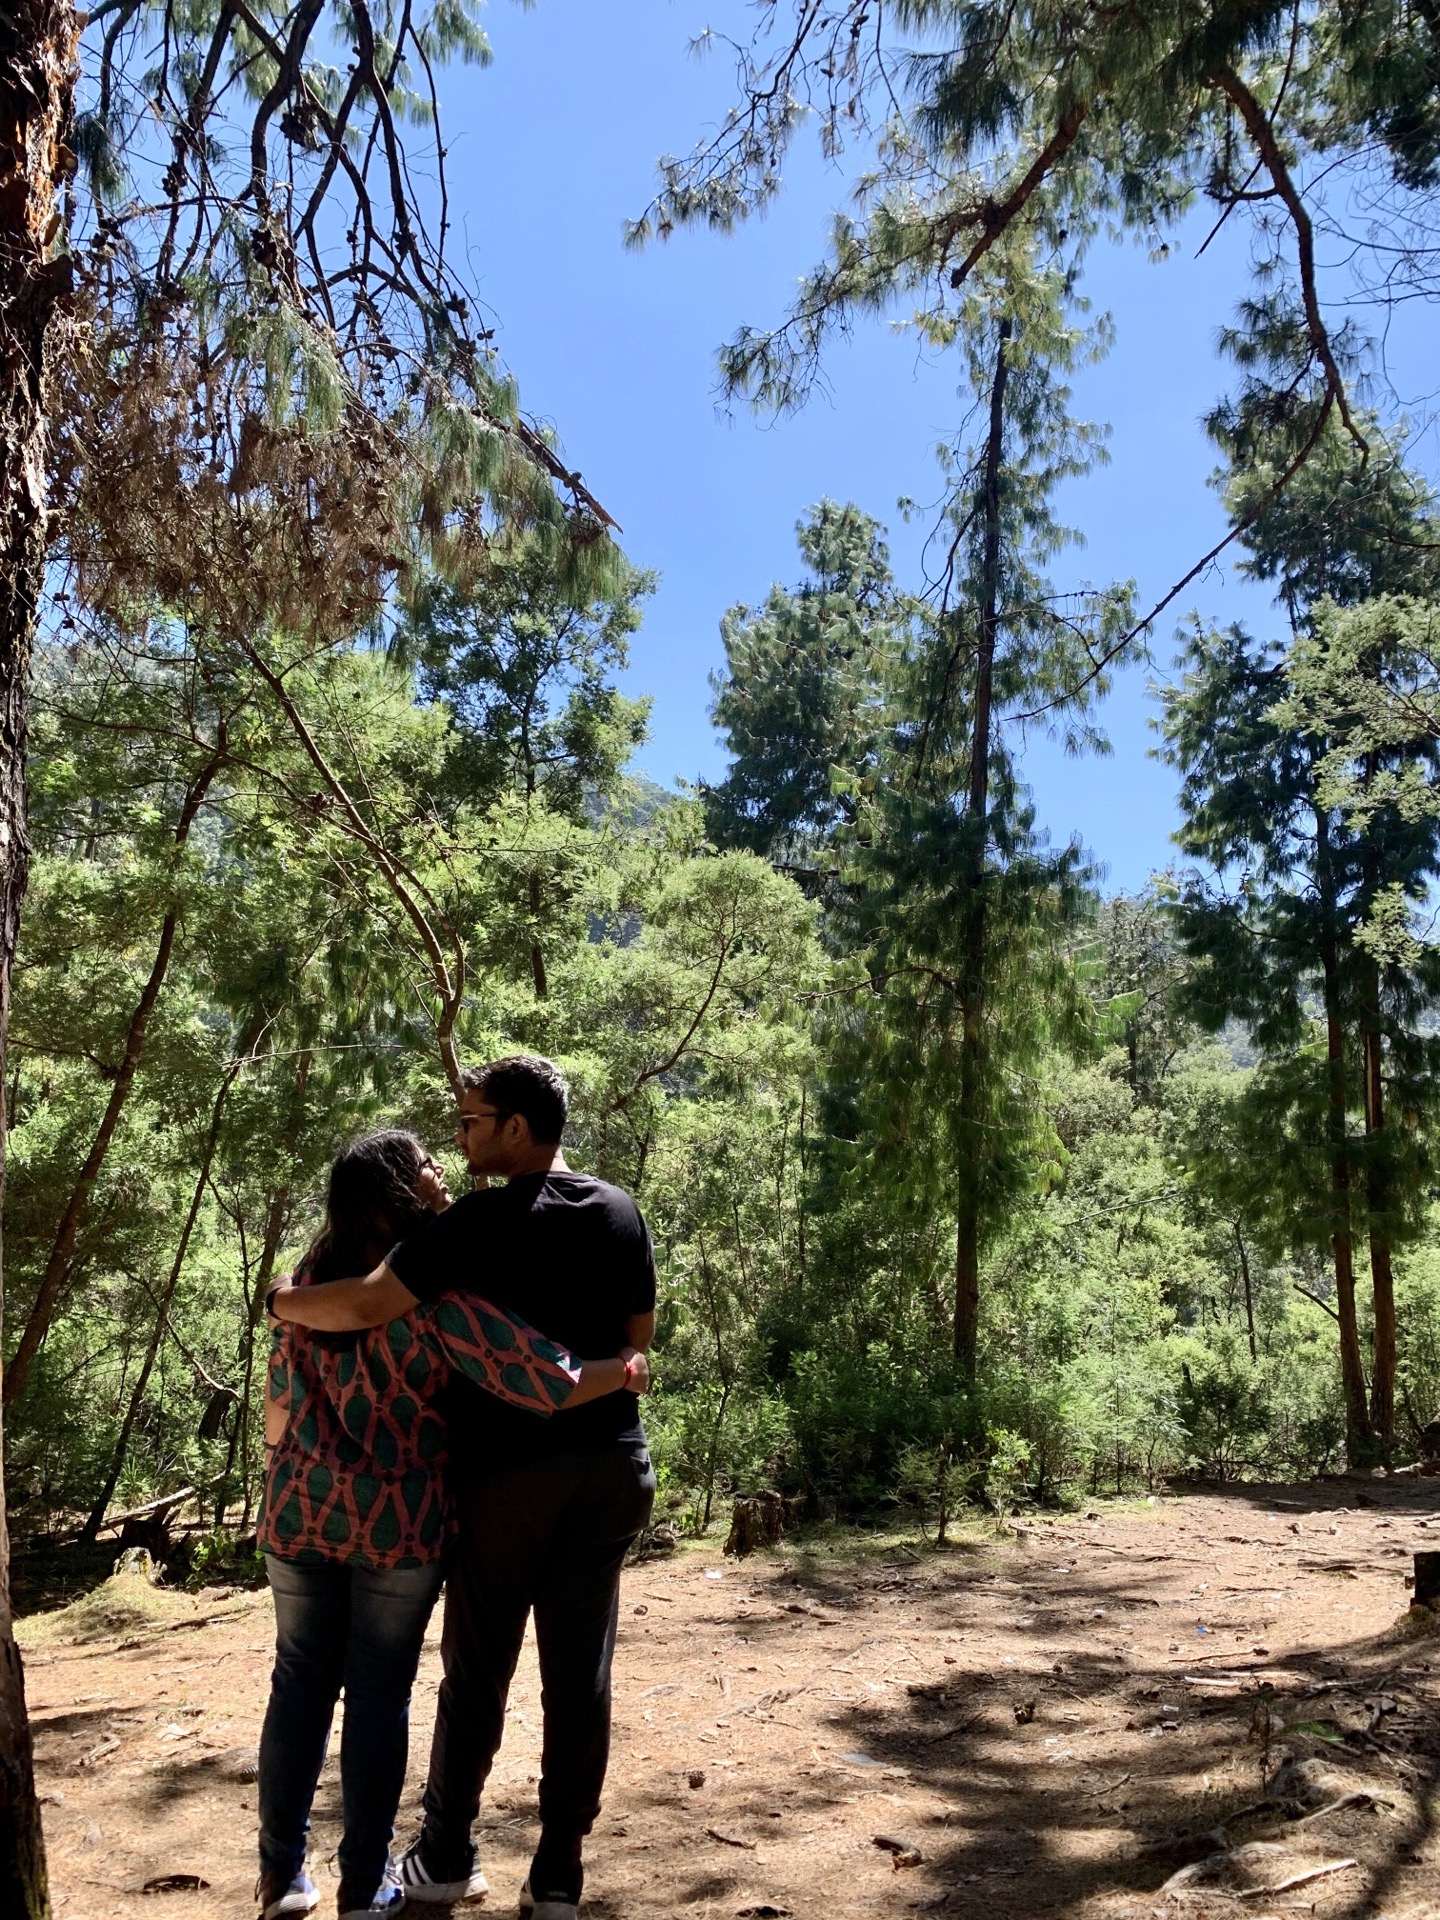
[{"x1": 270, "y1": 1056, "x2": 657, "y2": 1919}]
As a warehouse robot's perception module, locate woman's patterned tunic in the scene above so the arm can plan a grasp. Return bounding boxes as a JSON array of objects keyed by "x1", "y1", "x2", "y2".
[{"x1": 261, "y1": 1279, "x2": 583, "y2": 1570}]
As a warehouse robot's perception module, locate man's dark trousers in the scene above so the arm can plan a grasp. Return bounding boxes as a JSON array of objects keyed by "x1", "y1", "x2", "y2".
[{"x1": 421, "y1": 1443, "x2": 656, "y2": 1863}]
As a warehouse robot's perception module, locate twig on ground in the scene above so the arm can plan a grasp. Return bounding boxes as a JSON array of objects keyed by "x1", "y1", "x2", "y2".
[{"x1": 1237, "y1": 1859, "x2": 1359, "y2": 1898}]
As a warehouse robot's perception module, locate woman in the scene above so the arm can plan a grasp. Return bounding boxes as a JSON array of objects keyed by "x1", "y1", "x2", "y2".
[{"x1": 257, "y1": 1130, "x2": 645, "y2": 1920}]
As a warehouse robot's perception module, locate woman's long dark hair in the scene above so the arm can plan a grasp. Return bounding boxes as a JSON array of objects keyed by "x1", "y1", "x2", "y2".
[{"x1": 306, "y1": 1129, "x2": 434, "y2": 1285}]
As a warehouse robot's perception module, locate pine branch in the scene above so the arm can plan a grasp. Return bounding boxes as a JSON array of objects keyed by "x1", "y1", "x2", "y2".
[
  {"x1": 944, "y1": 102, "x2": 1088, "y2": 292},
  {"x1": 1210, "y1": 63, "x2": 1366, "y2": 462}
]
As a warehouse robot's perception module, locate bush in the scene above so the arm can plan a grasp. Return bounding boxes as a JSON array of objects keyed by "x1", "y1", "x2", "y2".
[
  {"x1": 1397, "y1": 1245, "x2": 1440, "y2": 1437},
  {"x1": 784, "y1": 1343, "x2": 975, "y2": 1511},
  {"x1": 166, "y1": 1526, "x2": 267, "y2": 1591},
  {"x1": 645, "y1": 1381, "x2": 792, "y2": 1534},
  {"x1": 1175, "y1": 1330, "x2": 1272, "y2": 1478}
]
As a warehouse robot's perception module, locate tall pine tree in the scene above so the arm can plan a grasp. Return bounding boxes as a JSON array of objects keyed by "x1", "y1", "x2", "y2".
[{"x1": 1164, "y1": 422, "x2": 1440, "y2": 1458}]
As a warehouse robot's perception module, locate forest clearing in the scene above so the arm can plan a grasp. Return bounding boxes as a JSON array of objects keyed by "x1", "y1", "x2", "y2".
[
  {"x1": 21, "y1": 1484, "x2": 1440, "y2": 1920},
  {"x1": 11, "y1": 4, "x2": 1440, "y2": 1914}
]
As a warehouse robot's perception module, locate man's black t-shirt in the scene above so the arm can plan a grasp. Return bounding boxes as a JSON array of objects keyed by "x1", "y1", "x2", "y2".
[{"x1": 387, "y1": 1171, "x2": 656, "y2": 1470}]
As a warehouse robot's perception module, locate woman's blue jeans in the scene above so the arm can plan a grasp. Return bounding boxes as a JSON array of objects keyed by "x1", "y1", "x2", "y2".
[{"x1": 258, "y1": 1553, "x2": 444, "y2": 1896}]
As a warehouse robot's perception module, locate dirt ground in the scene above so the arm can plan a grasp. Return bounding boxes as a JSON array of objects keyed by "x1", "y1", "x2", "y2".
[{"x1": 17, "y1": 1476, "x2": 1440, "y2": 1920}]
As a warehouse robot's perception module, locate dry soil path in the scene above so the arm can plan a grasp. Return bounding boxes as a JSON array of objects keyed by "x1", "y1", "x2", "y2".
[{"x1": 19, "y1": 1479, "x2": 1440, "y2": 1919}]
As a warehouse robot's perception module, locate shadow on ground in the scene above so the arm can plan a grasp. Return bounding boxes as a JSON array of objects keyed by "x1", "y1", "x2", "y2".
[{"x1": 689, "y1": 1540, "x2": 1440, "y2": 1914}]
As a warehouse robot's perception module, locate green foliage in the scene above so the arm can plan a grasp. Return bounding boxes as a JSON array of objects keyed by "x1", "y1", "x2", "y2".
[
  {"x1": 643, "y1": 2, "x2": 1438, "y2": 500},
  {"x1": 171, "y1": 1527, "x2": 269, "y2": 1593},
  {"x1": 4, "y1": 577, "x2": 831, "y2": 1544},
  {"x1": 405, "y1": 540, "x2": 654, "y2": 821},
  {"x1": 1175, "y1": 1330, "x2": 1274, "y2": 1480},
  {"x1": 704, "y1": 500, "x2": 902, "y2": 875},
  {"x1": 1396, "y1": 1246, "x2": 1440, "y2": 1434},
  {"x1": 26, "y1": 0, "x2": 1440, "y2": 1578},
  {"x1": 22, "y1": 532, "x2": 1440, "y2": 1555},
  {"x1": 983, "y1": 1430, "x2": 1032, "y2": 1527}
]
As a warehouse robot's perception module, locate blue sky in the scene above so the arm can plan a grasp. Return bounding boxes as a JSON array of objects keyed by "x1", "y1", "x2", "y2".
[{"x1": 445, "y1": 1, "x2": 1432, "y2": 894}]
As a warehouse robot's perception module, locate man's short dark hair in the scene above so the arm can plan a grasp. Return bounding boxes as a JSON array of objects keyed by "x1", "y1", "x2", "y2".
[{"x1": 462, "y1": 1054, "x2": 569, "y2": 1145}]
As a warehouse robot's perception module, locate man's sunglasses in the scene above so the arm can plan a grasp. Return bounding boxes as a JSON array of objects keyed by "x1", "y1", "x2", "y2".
[{"x1": 457, "y1": 1107, "x2": 505, "y2": 1131}]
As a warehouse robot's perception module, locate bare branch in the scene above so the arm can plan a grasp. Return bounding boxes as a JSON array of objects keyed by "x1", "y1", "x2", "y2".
[{"x1": 1013, "y1": 383, "x2": 1337, "y2": 724}]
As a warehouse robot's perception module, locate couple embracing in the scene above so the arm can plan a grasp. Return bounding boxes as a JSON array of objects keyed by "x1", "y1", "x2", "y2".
[{"x1": 258, "y1": 1054, "x2": 656, "y2": 1920}]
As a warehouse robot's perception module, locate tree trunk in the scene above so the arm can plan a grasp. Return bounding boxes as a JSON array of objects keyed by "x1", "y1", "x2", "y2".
[
  {"x1": 4, "y1": 751, "x2": 223, "y2": 1405},
  {"x1": 953, "y1": 317, "x2": 1011, "y2": 1369},
  {"x1": 1322, "y1": 946, "x2": 1372, "y2": 1463},
  {"x1": 237, "y1": 644, "x2": 468, "y2": 1095},
  {"x1": 235, "y1": 1047, "x2": 311, "y2": 1527},
  {"x1": 795, "y1": 1085, "x2": 807, "y2": 1283},
  {"x1": 695, "y1": 1228, "x2": 733, "y2": 1533},
  {"x1": 528, "y1": 870, "x2": 548, "y2": 999},
  {"x1": 953, "y1": 1197, "x2": 980, "y2": 1371},
  {"x1": 1235, "y1": 1220, "x2": 1257, "y2": 1362},
  {"x1": 224, "y1": 1305, "x2": 259, "y2": 1530},
  {"x1": 1, "y1": 0, "x2": 78, "y2": 1902},
  {"x1": 1360, "y1": 964, "x2": 1397, "y2": 1454},
  {"x1": 81, "y1": 1034, "x2": 252, "y2": 1542}
]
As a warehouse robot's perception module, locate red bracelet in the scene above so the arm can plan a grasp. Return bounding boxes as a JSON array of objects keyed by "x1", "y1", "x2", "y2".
[{"x1": 623, "y1": 1354, "x2": 641, "y2": 1390}]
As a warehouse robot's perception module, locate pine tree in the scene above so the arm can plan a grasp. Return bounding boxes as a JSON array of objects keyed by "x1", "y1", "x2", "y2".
[
  {"x1": 739, "y1": 250, "x2": 1134, "y2": 1371},
  {"x1": 1163, "y1": 618, "x2": 1376, "y2": 1458},
  {"x1": 705, "y1": 501, "x2": 900, "y2": 881},
  {"x1": 0, "y1": 4, "x2": 626, "y2": 1892},
  {"x1": 407, "y1": 543, "x2": 653, "y2": 824},
  {"x1": 1273, "y1": 596, "x2": 1440, "y2": 1449},
  {"x1": 1163, "y1": 427, "x2": 1440, "y2": 1458}
]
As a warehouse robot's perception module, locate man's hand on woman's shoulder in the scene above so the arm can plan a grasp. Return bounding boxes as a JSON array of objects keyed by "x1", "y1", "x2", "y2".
[{"x1": 268, "y1": 1262, "x2": 420, "y2": 1331}]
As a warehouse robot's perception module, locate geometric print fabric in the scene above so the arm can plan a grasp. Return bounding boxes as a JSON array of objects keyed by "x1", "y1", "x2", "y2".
[{"x1": 261, "y1": 1279, "x2": 583, "y2": 1569}]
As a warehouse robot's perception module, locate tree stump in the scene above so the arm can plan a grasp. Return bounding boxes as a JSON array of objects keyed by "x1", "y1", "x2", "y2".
[
  {"x1": 111, "y1": 1546, "x2": 161, "y2": 1583},
  {"x1": 1415, "y1": 1551, "x2": 1440, "y2": 1610},
  {"x1": 724, "y1": 1491, "x2": 785, "y2": 1558}
]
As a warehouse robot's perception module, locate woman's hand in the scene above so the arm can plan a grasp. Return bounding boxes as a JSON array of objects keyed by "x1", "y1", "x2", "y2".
[{"x1": 555, "y1": 1347, "x2": 651, "y2": 1410}]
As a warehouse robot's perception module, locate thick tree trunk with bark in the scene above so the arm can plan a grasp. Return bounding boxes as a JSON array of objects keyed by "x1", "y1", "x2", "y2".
[
  {"x1": 1, "y1": 0, "x2": 77, "y2": 1904},
  {"x1": 953, "y1": 319, "x2": 1010, "y2": 1370},
  {"x1": 4, "y1": 750, "x2": 223, "y2": 1406},
  {"x1": 0, "y1": 99, "x2": 61, "y2": 1920}
]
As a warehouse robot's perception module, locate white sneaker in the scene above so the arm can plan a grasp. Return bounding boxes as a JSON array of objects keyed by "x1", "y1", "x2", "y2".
[
  {"x1": 517, "y1": 1876, "x2": 577, "y2": 1919},
  {"x1": 395, "y1": 1837, "x2": 489, "y2": 1903},
  {"x1": 337, "y1": 1864, "x2": 406, "y2": 1918},
  {"x1": 258, "y1": 1872, "x2": 321, "y2": 1920}
]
